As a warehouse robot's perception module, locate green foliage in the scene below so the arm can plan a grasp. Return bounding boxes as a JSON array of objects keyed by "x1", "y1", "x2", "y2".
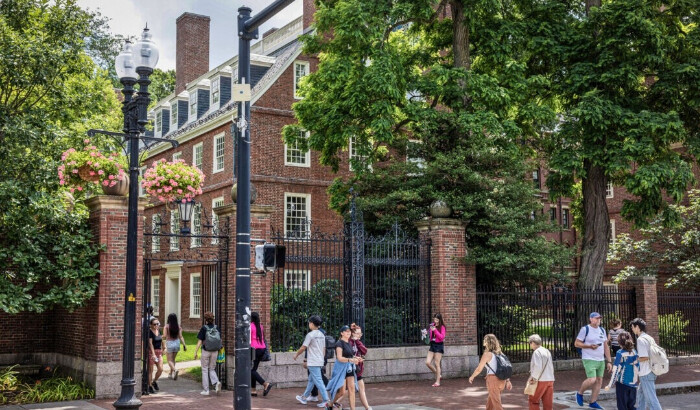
[
  {"x1": 175, "y1": 332, "x2": 198, "y2": 363},
  {"x1": 659, "y1": 312, "x2": 690, "y2": 350},
  {"x1": 0, "y1": 367, "x2": 94, "y2": 405},
  {"x1": 478, "y1": 305, "x2": 536, "y2": 345},
  {"x1": 608, "y1": 190, "x2": 700, "y2": 290},
  {"x1": 58, "y1": 140, "x2": 127, "y2": 194},
  {"x1": 148, "y1": 69, "x2": 176, "y2": 109},
  {"x1": 186, "y1": 366, "x2": 202, "y2": 383}
]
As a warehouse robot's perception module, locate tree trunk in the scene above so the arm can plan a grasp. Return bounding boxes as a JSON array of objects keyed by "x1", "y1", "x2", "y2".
[
  {"x1": 578, "y1": 159, "x2": 610, "y2": 290},
  {"x1": 451, "y1": 0, "x2": 470, "y2": 70},
  {"x1": 586, "y1": 0, "x2": 601, "y2": 15}
]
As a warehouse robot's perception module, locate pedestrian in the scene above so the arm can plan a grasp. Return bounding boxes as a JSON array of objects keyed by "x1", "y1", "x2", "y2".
[
  {"x1": 350, "y1": 323, "x2": 373, "y2": 410},
  {"x1": 250, "y1": 312, "x2": 274, "y2": 397},
  {"x1": 308, "y1": 320, "x2": 330, "y2": 403},
  {"x1": 469, "y1": 333, "x2": 513, "y2": 410},
  {"x1": 425, "y1": 313, "x2": 446, "y2": 387},
  {"x1": 574, "y1": 312, "x2": 612, "y2": 409},
  {"x1": 293, "y1": 315, "x2": 333, "y2": 408},
  {"x1": 327, "y1": 325, "x2": 361, "y2": 410},
  {"x1": 147, "y1": 317, "x2": 163, "y2": 394},
  {"x1": 604, "y1": 331, "x2": 639, "y2": 410},
  {"x1": 163, "y1": 313, "x2": 187, "y2": 381},
  {"x1": 630, "y1": 317, "x2": 662, "y2": 410},
  {"x1": 193, "y1": 311, "x2": 222, "y2": 396},
  {"x1": 526, "y1": 334, "x2": 555, "y2": 410},
  {"x1": 608, "y1": 318, "x2": 623, "y2": 357}
]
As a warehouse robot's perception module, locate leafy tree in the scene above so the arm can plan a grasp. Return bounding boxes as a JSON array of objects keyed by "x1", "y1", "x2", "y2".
[
  {"x1": 284, "y1": 0, "x2": 573, "y2": 286},
  {"x1": 544, "y1": 0, "x2": 700, "y2": 289},
  {"x1": 608, "y1": 190, "x2": 700, "y2": 290},
  {"x1": 0, "y1": 0, "x2": 123, "y2": 313},
  {"x1": 148, "y1": 69, "x2": 176, "y2": 109}
]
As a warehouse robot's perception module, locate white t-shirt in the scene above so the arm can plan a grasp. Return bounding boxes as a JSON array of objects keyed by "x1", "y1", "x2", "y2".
[
  {"x1": 577, "y1": 325, "x2": 607, "y2": 361},
  {"x1": 636, "y1": 332, "x2": 652, "y2": 376},
  {"x1": 303, "y1": 329, "x2": 326, "y2": 367},
  {"x1": 485, "y1": 352, "x2": 498, "y2": 375}
]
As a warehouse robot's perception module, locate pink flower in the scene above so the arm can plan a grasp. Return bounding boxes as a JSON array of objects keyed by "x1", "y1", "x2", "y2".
[
  {"x1": 72, "y1": 169, "x2": 79, "y2": 174},
  {"x1": 76, "y1": 186, "x2": 83, "y2": 191},
  {"x1": 90, "y1": 152, "x2": 96, "y2": 157},
  {"x1": 59, "y1": 179, "x2": 65, "y2": 185},
  {"x1": 103, "y1": 180, "x2": 109, "y2": 186},
  {"x1": 84, "y1": 139, "x2": 90, "y2": 144},
  {"x1": 70, "y1": 188, "x2": 75, "y2": 193},
  {"x1": 110, "y1": 181, "x2": 117, "y2": 187},
  {"x1": 109, "y1": 175, "x2": 115, "y2": 180},
  {"x1": 177, "y1": 189, "x2": 183, "y2": 194},
  {"x1": 89, "y1": 171, "x2": 95, "y2": 176},
  {"x1": 98, "y1": 170, "x2": 104, "y2": 175},
  {"x1": 158, "y1": 196, "x2": 166, "y2": 202}
]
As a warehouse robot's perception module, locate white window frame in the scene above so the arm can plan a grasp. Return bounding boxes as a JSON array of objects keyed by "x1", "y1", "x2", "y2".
[
  {"x1": 170, "y1": 209, "x2": 180, "y2": 251},
  {"x1": 191, "y1": 203, "x2": 202, "y2": 248},
  {"x1": 213, "y1": 133, "x2": 225, "y2": 173},
  {"x1": 193, "y1": 142, "x2": 203, "y2": 170},
  {"x1": 151, "y1": 276, "x2": 160, "y2": 316},
  {"x1": 293, "y1": 61, "x2": 310, "y2": 99},
  {"x1": 285, "y1": 130, "x2": 310, "y2": 167},
  {"x1": 155, "y1": 110, "x2": 162, "y2": 136},
  {"x1": 151, "y1": 215, "x2": 161, "y2": 253},
  {"x1": 610, "y1": 219, "x2": 616, "y2": 244},
  {"x1": 190, "y1": 273, "x2": 201, "y2": 318},
  {"x1": 606, "y1": 182, "x2": 614, "y2": 199},
  {"x1": 349, "y1": 135, "x2": 370, "y2": 171},
  {"x1": 188, "y1": 91, "x2": 197, "y2": 122},
  {"x1": 211, "y1": 77, "x2": 220, "y2": 105},
  {"x1": 284, "y1": 193, "x2": 311, "y2": 239},
  {"x1": 562, "y1": 207, "x2": 570, "y2": 229},
  {"x1": 172, "y1": 151, "x2": 182, "y2": 162},
  {"x1": 212, "y1": 197, "x2": 224, "y2": 245},
  {"x1": 170, "y1": 102, "x2": 179, "y2": 129},
  {"x1": 284, "y1": 269, "x2": 311, "y2": 291},
  {"x1": 139, "y1": 166, "x2": 147, "y2": 197}
]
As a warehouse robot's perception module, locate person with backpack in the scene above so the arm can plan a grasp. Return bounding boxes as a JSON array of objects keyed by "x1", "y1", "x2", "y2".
[
  {"x1": 193, "y1": 311, "x2": 222, "y2": 396},
  {"x1": 293, "y1": 315, "x2": 332, "y2": 408},
  {"x1": 307, "y1": 322, "x2": 331, "y2": 403},
  {"x1": 469, "y1": 334, "x2": 513, "y2": 410},
  {"x1": 604, "y1": 331, "x2": 639, "y2": 410},
  {"x1": 630, "y1": 317, "x2": 663, "y2": 410},
  {"x1": 425, "y1": 313, "x2": 446, "y2": 387},
  {"x1": 574, "y1": 312, "x2": 612, "y2": 409},
  {"x1": 526, "y1": 334, "x2": 555, "y2": 410},
  {"x1": 250, "y1": 312, "x2": 273, "y2": 397}
]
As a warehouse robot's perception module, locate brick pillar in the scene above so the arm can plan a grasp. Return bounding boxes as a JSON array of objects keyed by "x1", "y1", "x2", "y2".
[
  {"x1": 627, "y1": 276, "x2": 659, "y2": 340},
  {"x1": 84, "y1": 195, "x2": 146, "y2": 398},
  {"x1": 214, "y1": 203, "x2": 274, "y2": 388}
]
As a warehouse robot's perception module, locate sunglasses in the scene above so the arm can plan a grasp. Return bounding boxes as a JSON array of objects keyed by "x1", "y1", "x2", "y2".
[{"x1": 152, "y1": 323, "x2": 160, "y2": 326}]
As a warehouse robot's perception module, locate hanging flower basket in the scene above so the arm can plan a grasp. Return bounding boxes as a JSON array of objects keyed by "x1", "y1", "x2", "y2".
[
  {"x1": 143, "y1": 159, "x2": 205, "y2": 203},
  {"x1": 58, "y1": 140, "x2": 127, "y2": 195}
]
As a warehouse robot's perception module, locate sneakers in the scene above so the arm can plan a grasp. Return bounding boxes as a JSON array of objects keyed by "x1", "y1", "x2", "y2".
[
  {"x1": 308, "y1": 396, "x2": 319, "y2": 402},
  {"x1": 173, "y1": 369, "x2": 179, "y2": 381},
  {"x1": 148, "y1": 385, "x2": 155, "y2": 394},
  {"x1": 589, "y1": 403, "x2": 603, "y2": 409},
  {"x1": 168, "y1": 373, "x2": 173, "y2": 380},
  {"x1": 296, "y1": 395, "x2": 308, "y2": 405},
  {"x1": 316, "y1": 402, "x2": 329, "y2": 408},
  {"x1": 152, "y1": 381, "x2": 159, "y2": 391},
  {"x1": 200, "y1": 390, "x2": 210, "y2": 396},
  {"x1": 215, "y1": 381, "x2": 222, "y2": 394},
  {"x1": 576, "y1": 392, "x2": 584, "y2": 406}
]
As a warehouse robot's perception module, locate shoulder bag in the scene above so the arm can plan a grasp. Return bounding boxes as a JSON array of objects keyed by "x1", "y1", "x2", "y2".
[{"x1": 524, "y1": 351, "x2": 549, "y2": 396}]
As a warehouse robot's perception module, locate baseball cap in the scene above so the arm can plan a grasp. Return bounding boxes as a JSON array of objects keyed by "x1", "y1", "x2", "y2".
[{"x1": 590, "y1": 312, "x2": 601, "y2": 319}]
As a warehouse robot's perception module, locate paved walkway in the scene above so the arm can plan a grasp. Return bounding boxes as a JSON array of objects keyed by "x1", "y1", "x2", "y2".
[{"x1": 83, "y1": 364, "x2": 700, "y2": 410}]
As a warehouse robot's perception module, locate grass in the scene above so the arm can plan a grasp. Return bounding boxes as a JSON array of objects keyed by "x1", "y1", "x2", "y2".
[
  {"x1": 174, "y1": 332, "x2": 199, "y2": 363},
  {"x1": 183, "y1": 366, "x2": 202, "y2": 383}
]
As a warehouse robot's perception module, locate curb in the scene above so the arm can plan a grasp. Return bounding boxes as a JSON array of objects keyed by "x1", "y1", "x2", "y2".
[{"x1": 553, "y1": 380, "x2": 700, "y2": 408}]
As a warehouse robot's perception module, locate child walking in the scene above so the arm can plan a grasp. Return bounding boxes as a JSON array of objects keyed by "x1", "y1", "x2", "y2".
[
  {"x1": 294, "y1": 315, "x2": 332, "y2": 408},
  {"x1": 604, "y1": 331, "x2": 639, "y2": 410},
  {"x1": 608, "y1": 319, "x2": 623, "y2": 357}
]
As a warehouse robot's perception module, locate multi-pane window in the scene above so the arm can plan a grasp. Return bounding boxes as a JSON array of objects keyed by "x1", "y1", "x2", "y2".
[
  {"x1": 284, "y1": 270, "x2": 311, "y2": 290},
  {"x1": 212, "y1": 197, "x2": 224, "y2": 245},
  {"x1": 170, "y1": 209, "x2": 180, "y2": 251},
  {"x1": 151, "y1": 277, "x2": 160, "y2": 315},
  {"x1": 549, "y1": 207, "x2": 557, "y2": 222},
  {"x1": 191, "y1": 203, "x2": 202, "y2": 248},
  {"x1": 213, "y1": 134, "x2": 225, "y2": 172},
  {"x1": 193, "y1": 143, "x2": 203, "y2": 170},
  {"x1": 533, "y1": 169, "x2": 541, "y2": 189},
  {"x1": 606, "y1": 182, "x2": 614, "y2": 198},
  {"x1": 294, "y1": 61, "x2": 309, "y2": 99},
  {"x1": 155, "y1": 111, "x2": 162, "y2": 134},
  {"x1": 190, "y1": 274, "x2": 201, "y2": 318},
  {"x1": 171, "y1": 102, "x2": 178, "y2": 128},
  {"x1": 189, "y1": 91, "x2": 197, "y2": 116},
  {"x1": 173, "y1": 152, "x2": 182, "y2": 162},
  {"x1": 562, "y1": 208, "x2": 570, "y2": 229},
  {"x1": 151, "y1": 215, "x2": 161, "y2": 253},
  {"x1": 139, "y1": 166, "x2": 147, "y2": 196},
  {"x1": 285, "y1": 131, "x2": 310, "y2": 166},
  {"x1": 610, "y1": 219, "x2": 616, "y2": 244},
  {"x1": 349, "y1": 135, "x2": 369, "y2": 171},
  {"x1": 211, "y1": 77, "x2": 220, "y2": 104},
  {"x1": 285, "y1": 193, "x2": 311, "y2": 239}
]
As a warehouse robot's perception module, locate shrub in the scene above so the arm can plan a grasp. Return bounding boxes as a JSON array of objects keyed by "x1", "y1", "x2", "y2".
[
  {"x1": 143, "y1": 159, "x2": 205, "y2": 203},
  {"x1": 0, "y1": 367, "x2": 93, "y2": 405},
  {"x1": 478, "y1": 304, "x2": 536, "y2": 345},
  {"x1": 659, "y1": 311, "x2": 690, "y2": 349}
]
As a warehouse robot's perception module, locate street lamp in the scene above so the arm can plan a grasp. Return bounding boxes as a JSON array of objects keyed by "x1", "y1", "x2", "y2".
[{"x1": 177, "y1": 199, "x2": 196, "y2": 234}]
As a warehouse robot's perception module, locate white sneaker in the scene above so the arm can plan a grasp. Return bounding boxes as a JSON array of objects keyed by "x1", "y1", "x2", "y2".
[
  {"x1": 296, "y1": 395, "x2": 308, "y2": 405},
  {"x1": 173, "y1": 369, "x2": 179, "y2": 381},
  {"x1": 200, "y1": 390, "x2": 210, "y2": 396},
  {"x1": 316, "y1": 402, "x2": 329, "y2": 408},
  {"x1": 168, "y1": 373, "x2": 173, "y2": 379},
  {"x1": 308, "y1": 396, "x2": 319, "y2": 402},
  {"x1": 215, "y1": 381, "x2": 222, "y2": 393}
]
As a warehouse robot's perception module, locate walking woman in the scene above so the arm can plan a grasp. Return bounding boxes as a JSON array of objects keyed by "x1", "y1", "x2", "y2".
[
  {"x1": 604, "y1": 331, "x2": 639, "y2": 410},
  {"x1": 425, "y1": 313, "x2": 446, "y2": 387},
  {"x1": 350, "y1": 323, "x2": 373, "y2": 410},
  {"x1": 327, "y1": 325, "x2": 361, "y2": 410},
  {"x1": 469, "y1": 334, "x2": 513, "y2": 410},
  {"x1": 147, "y1": 317, "x2": 164, "y2": 394},
  {"x1": 250, "y1": 312, "x2": 273, "y2": 397},
  {"x1": 164, "y1": 313, "x2": 187, "y2": 381},
  {"x1": 193, "y1": 311, "x2": 222, "y2": 396},
  {"x1": 526, "y1": 334, "x2": 555, "y2": 410}
]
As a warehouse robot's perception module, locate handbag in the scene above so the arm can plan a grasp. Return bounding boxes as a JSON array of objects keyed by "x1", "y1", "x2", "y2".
[
  {"x1": 261, "y1": 346, "x2": 272, "y2": 362},
  {"x1": 524, "y1": 351, "x2": 549, "y2": 396}
]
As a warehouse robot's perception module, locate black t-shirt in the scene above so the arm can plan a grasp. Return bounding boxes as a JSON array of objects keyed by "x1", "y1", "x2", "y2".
[
  {"x1": 197, "y1": 324, "x2": 217, "y2": 341},
  {"x1": 335, "y1": 340, "x2": 354, "y2": 359},
  {"x1": 149, "y1": 329, "x2": 162, "y2": 350}
]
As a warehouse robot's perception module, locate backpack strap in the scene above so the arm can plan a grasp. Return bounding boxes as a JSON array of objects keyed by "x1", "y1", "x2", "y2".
[{"x1": 581, "y1": 325, "x2": 590, "y2": 344}]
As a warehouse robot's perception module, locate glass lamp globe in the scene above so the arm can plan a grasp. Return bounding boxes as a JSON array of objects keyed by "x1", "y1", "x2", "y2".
[
  {"x1": 115, "y1": 41, "x2": 137, "y2": 80},
  {"x1": 132, "y1": 26, "x2": 159, "y2": 70}
]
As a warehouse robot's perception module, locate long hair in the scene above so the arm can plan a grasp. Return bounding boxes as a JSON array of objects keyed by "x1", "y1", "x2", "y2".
[
  {"x1": 251, "y1": 312, "x2": 262, "y2": 343},
  {"x1": 433, "y1": 313, "x2": 445, "y2": 331},
  {"x1": 483, "y1": 334, "x2": 502, "y2": 355},
  {"x1": 618, "y1": 331, "x2": 635, "y2": 352},
  {"x1": 167, "y1": 313, "x2": 179, "y2": 339}
]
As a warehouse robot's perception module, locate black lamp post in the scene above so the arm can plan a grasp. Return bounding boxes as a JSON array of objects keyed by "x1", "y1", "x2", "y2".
[{"x1": 177, "y1": 199, "x2": 196, "y2": 234}]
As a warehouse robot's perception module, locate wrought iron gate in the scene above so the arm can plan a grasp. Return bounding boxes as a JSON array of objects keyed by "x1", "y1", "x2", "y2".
[{"x1": 142, "y1": 206, "x2": 229, "y2": 394}]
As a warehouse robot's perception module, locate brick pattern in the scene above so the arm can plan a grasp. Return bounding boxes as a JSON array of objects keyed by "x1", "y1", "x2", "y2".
[
  {"x1": 176, "y1": 13, "x2": 210, "y2": 95},
  {"x1": 303, "y1": 0, "x2": 315, "y2": 30},
  {"x1": 628, "y1": 276, "x2": 660, "y2": 340}
]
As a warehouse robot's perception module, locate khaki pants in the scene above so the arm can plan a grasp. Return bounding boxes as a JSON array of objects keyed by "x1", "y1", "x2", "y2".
[
  {"x1": 486, "y1": 375, "x2": 506, "y2": 410},
  {"x1": 528, "y1": 381, "x2": 554, "y2": 410}
]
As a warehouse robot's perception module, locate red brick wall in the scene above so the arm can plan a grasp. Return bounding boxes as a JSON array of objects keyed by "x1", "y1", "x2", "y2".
[
  {"x1": 303, "y1": 0, "x2": 316, "y2": 31},
  {"x1": 176, "y1": 13, "x2": 210, "y2": 95},
  {"x1": 0, "y1": 311, "x2": 52, "y2": 354}
]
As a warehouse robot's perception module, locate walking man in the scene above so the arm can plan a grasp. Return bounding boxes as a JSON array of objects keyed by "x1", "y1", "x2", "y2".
[
  {"x1": 574, "y1": 312, "x2": 611, "y2": 409},
  {"x1": 630, "y1": 317, "x2": 662, "y2": 410}
]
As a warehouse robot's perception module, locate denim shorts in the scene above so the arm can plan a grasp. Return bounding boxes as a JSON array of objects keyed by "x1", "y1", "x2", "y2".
[{"x1": 166, "y1": 339, "x2": 180, "y2": 353}]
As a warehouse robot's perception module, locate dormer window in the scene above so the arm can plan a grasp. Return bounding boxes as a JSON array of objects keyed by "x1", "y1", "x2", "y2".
[
  {"x1": 170, "y1": 102, "x2": 178, "y2": 129},
  {"x1": 189, "y1": 91, "x2": 197, "y2": 117},
  {"x1": 155, "y1": 111, "x2": 162, "y2": 134},
  {"x1": 212, "y1": 77, "x2": 220, "y2": 104}
]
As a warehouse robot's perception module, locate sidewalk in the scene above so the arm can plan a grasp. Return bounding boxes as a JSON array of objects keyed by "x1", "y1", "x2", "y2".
[{"x1": 84, "y1": 364, "x2": 700, "y2": 410}]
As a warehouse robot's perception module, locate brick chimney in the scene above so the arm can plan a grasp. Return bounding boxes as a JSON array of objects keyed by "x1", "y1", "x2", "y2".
[
  {"x1": 303, "y1": 0, "x2": 316, "y2": 31},
  {"x1": 176, "y1": 13, "x2": 210, "y2": 95}
]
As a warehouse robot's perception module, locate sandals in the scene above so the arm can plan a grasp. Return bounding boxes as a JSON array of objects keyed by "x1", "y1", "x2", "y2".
[{"x1": 431, "y1": 382, "x2": 441, "y2": 387}]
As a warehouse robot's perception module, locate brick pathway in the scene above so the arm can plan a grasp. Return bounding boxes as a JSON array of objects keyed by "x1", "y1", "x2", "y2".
[{"x1": 91, "y1": 364, "x2": 700, "y2": 409}]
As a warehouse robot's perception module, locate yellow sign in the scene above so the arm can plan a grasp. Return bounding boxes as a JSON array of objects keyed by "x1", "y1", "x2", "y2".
[{"x1": 128, "y1": 293, "x2": 136, "y2": 302}]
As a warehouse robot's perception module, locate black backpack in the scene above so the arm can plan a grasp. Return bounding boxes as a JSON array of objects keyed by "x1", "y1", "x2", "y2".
[
  {"x1": 324, "y1": 334, "x2": 337, "y2": 360},
  {"x1": 486, "y1": 353, "x2": 513, "y2": 381}
]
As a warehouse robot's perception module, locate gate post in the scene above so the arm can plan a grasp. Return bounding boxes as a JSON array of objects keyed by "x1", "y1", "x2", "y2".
[
  {"x1": 627, "y1": 276, "x2": 659, "y2": 340},
  {"x1": 345, "y1": 201, "x2": 365, "y2": 330}
]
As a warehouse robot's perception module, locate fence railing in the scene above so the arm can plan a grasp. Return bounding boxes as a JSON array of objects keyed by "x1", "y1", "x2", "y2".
[
  {"x1": 658, "y1": 291, "x2": 700, "y2": 356},
  {"x1": 477, "y1": 286, "x2": 637, "y2": 363}
]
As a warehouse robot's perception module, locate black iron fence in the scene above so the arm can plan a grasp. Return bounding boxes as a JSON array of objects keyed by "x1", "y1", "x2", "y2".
[
  {"x1": 477, "y1": 286, "x2": 637, "y2": 363},
  {"x1": 658, "y1": 291, "x2": 700, "y2": 356}
]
